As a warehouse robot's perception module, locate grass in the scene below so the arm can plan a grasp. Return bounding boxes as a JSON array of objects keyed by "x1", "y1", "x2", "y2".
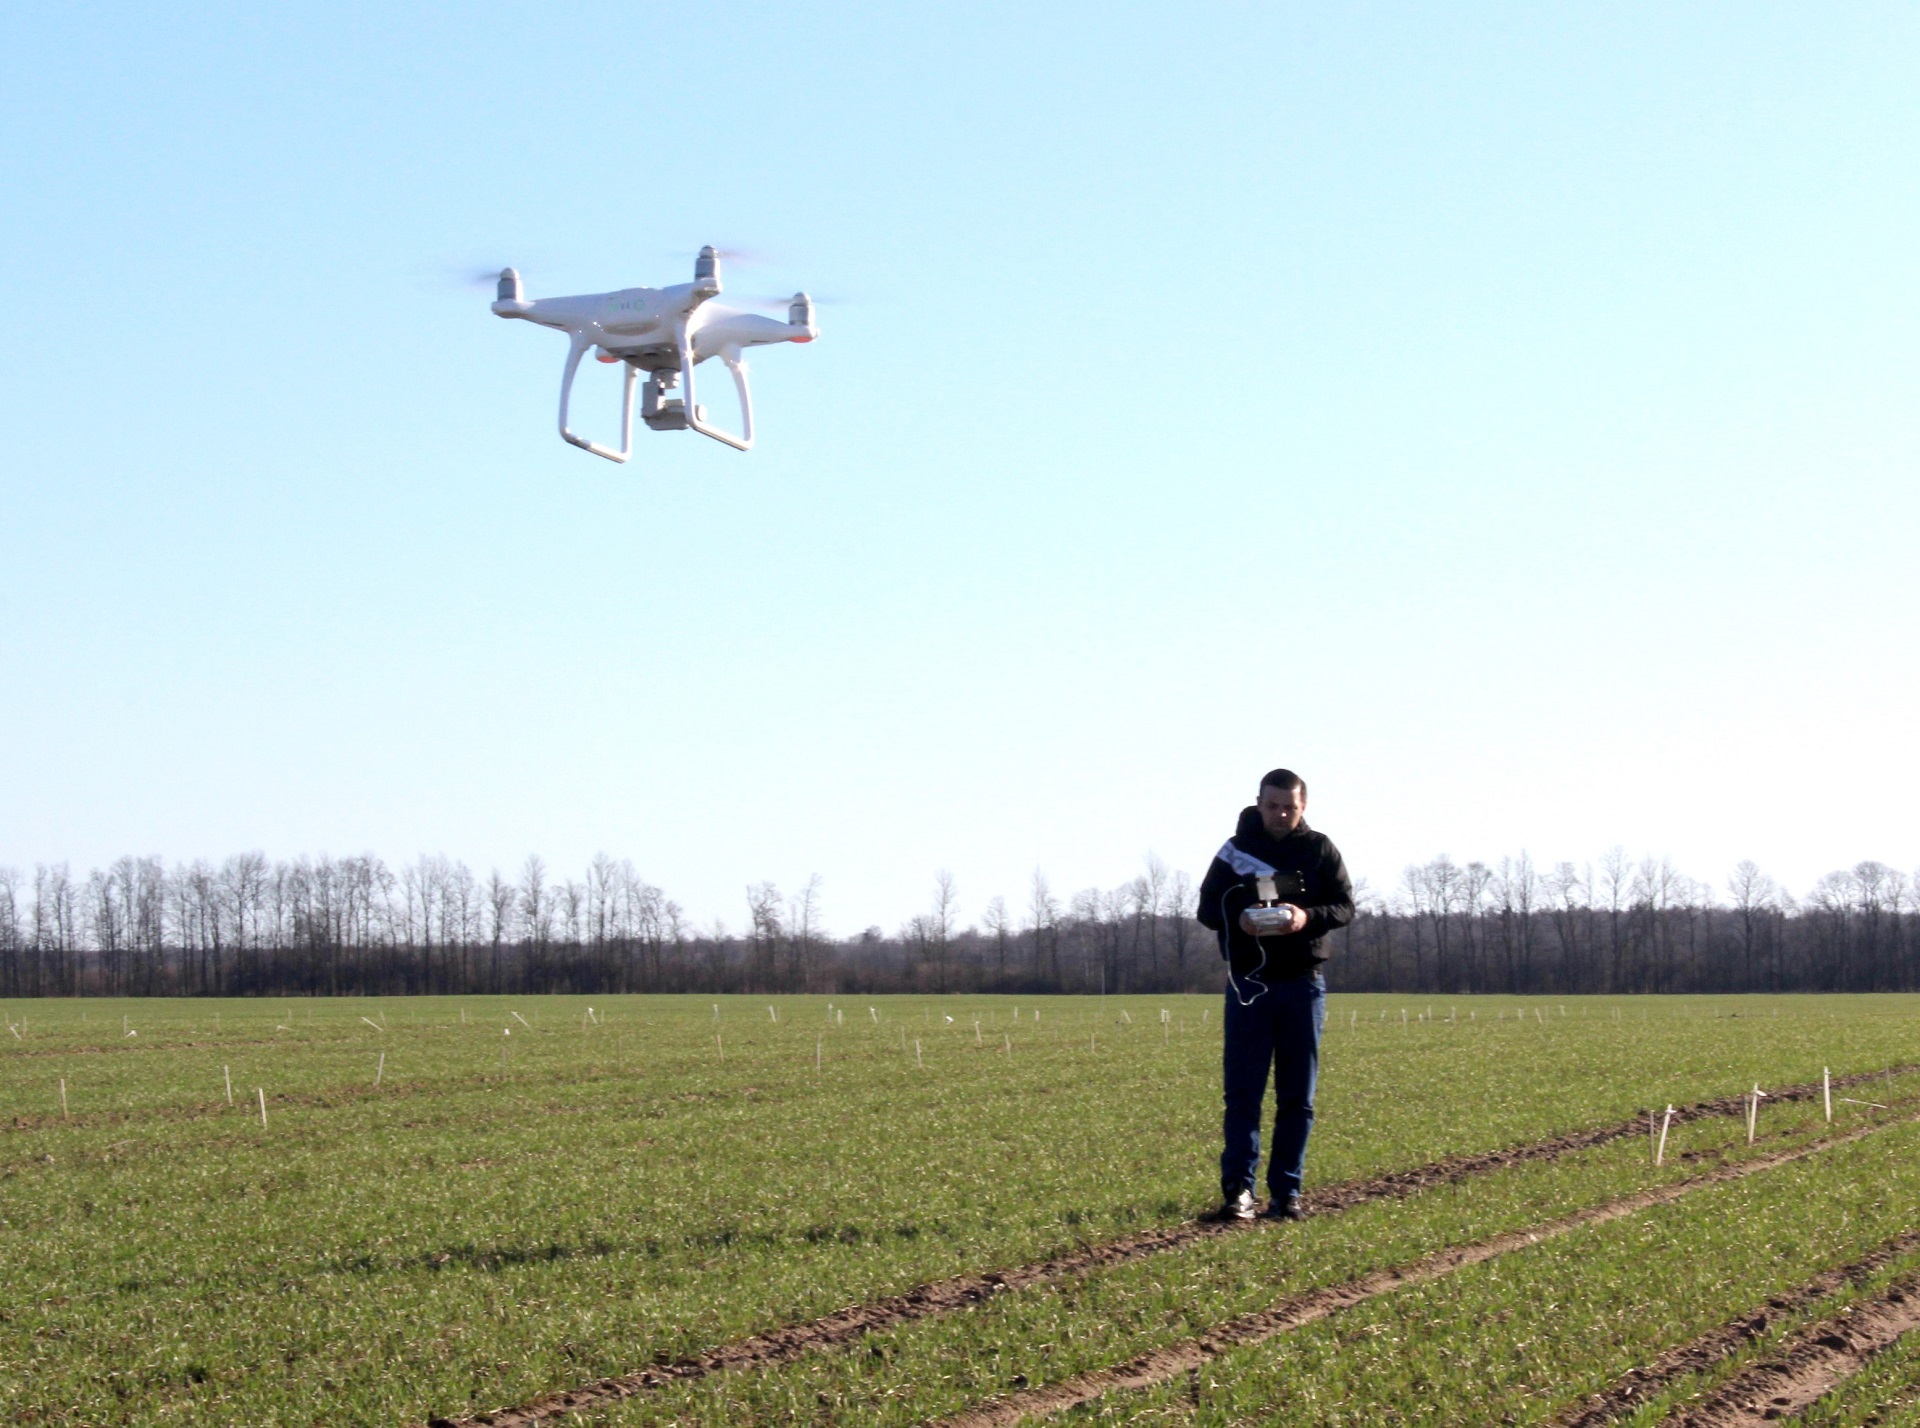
[
  {"x1": 1064, "y1": 1120, "x2": 1920, "y2": 1426},
  {"x1": 587, "y1": 1073, "x2": 1920, "y2": 1424},
  {"x1": 5, "y1": 993, "x2": 1920, "y2": 1425}
]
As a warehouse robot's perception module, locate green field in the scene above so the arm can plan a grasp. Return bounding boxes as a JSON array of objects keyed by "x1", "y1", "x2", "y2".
[{"x1": 6, "y1": 994, "x2": 1920, "y2": 1425}]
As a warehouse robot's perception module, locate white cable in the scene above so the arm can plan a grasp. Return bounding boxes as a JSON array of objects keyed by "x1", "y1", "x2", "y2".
[{"x1": 1222, "y1": 881, "x2": 1272, "y2": 1007}]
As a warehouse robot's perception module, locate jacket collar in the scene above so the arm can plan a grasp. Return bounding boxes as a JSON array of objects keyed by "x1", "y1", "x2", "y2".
[{"x1": 1234, "y1": 805, "x2": 1311, "y2": 854}]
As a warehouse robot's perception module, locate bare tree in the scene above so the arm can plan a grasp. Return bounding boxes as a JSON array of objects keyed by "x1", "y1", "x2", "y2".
[
  {"x1": 745, "y1": 881, "x2": 783, "y2": 991},
  {"x1": 788, "y1": 875, "x2": 823, "y2": 992},
  {"x1": 1727, "y1": 859, "x2": 1778, "y2": 991},
  {"x1": 1168, "y1": 869, "x2": 1196, "y2": 982},
  {"x1": 442, "y1": 861, "x2": 477, "y2": 992},
  {"x1": 1460, "y1": 860, "x2": 1493, "y2": 991},
  {"x1": 1599, "y1": 847, "x2": 1631, "y2": 991},
  {"x1": 1421, "y1": 856, "x2": 1462, "y2": 991},
  {"x1": 1397, "y1": 864, "x2": 1427, "y2": 990},
  {"x1": 485, "y1": 869, "x2": 515, "y2": 992},
  {"x1": 703, "y1": 916, "x2": 733, "y2": 988},
  {"x1": 930, "y1": 871, "x2": 958, "y2": 992},
  {"x1": 1137, "y1": 853, "x2": 1169, "y2": 985},
  {"x1": 222, "y1": 851, "x2": 267, "y2": 993},
  {"x1": 1027, "y1": 868, "x2": 1059, "y2": 984},
  {"x1": 982, "y1": 895, "x2": 1011, "y2": 983},
  {"x1": 587, "y1": 852, "x2": 618, "y2": 986},
  {"x1": 558, "y1": 879, "x2": 586, "y2": 959},
  {"x1": 1492, "y1": 853, "x2": 1538, "y2": 992},
  {"x1": 518, "y1": 855, "x2": 550, "y2": 992},
  {"x1": 0, "y1": 866, "x2": 22, "y2": 995},
  {"x1": 1633, "y1": 856, "x2": 1682, "y2": 992},
  {"x1": 14, "y1": 839, "x2": 1920, "y2": 1000},
  {"x1": 1068, "y1": 887, "x2": 1103, "y2": 994},
  {"x1": 1544, "y1": 860, "x2": 1584, "y2": 991},
  {"x1": 1852, "y1": 861, "x2": 1898, "y2": 991}
]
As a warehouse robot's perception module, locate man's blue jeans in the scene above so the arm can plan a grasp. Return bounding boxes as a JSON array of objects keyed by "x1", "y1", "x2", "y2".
[{"x1": 1220, "y1": 972, "x2": 1326, "y2": 1199}]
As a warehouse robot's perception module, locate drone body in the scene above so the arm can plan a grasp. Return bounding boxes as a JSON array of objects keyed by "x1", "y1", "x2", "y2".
[{"x1": 492, "y1": 246, "x2": 815, "y2": 461}]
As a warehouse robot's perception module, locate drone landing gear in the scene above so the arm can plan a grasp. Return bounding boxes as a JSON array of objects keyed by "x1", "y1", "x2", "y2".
[
  {"x1": 555, "y1": 337, "x2": 754, "y2": 462},
  {"x1": 677, "y1": 328, "x2": 753, "y2": 452},
  {"x1": 642, "y1": 364, "x2": 751, "y2": 450},
  {"x1": 557, "y1": 335, "x2": 636, "y2": 463}
]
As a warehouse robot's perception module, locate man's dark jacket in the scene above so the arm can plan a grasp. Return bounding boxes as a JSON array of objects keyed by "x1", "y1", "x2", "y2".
[{"x1": 1196, "y1": 809, "x2": 1356, "y2": 983}]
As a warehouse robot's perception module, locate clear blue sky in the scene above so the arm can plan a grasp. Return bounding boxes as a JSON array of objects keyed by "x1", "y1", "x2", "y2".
[{"x1": 3, "y1": 2, "x2": 1916, "y2": 931}]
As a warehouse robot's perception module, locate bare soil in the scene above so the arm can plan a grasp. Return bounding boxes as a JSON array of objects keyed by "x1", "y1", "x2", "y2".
[
  {"x1": 1661, "y1": 1274, "x2": 1920, "y2": 1426},
  {"x1": 1549, "y1": 1232, "x2": 1920, "y2": 1426},
  {"x1": 928, "y1": 1114, "x2": 1918, "y2": 1428},
  {"x1": 422, "y1": 1067, "x2": 1911, "y2": 1428}
]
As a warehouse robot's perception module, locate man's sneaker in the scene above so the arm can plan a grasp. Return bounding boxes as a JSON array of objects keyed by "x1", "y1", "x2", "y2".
[
  {"x1": 1217, "y1": 1188, "x2": 1257, "y2": 1221},
  {"x1": 1262, "y1": 1192, "x2": 1305, "y2": 1221}
]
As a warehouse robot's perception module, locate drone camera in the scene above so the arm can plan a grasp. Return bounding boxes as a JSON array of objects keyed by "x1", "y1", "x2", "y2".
[{"x1": 641, "y1": 370, "x2": 690, "y2": 431}]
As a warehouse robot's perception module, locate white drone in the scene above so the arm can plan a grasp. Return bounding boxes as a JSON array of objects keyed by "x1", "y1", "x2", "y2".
[{"x1": 491, "y1": 246, "x2": 815, "y2": 461}]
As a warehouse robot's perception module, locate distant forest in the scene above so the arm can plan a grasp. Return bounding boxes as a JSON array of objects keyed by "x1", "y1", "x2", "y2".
[{"x1": 0, "y1": 850, "x2": 1914, "y2": 999}]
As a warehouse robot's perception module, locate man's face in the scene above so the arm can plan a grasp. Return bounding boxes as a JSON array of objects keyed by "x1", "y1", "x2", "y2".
[{"x1": 1257, "y1": 784, "x2": 1306, "y2": 838}]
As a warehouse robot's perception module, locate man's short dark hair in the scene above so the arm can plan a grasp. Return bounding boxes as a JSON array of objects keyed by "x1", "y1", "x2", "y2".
[{"x1": 1260, "y1": 768, "x2": 1307, "y2": 800}]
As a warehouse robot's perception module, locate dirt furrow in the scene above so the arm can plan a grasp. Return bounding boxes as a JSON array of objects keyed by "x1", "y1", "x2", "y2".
[
  {"x1": 928, "y1": 1113, "x2": 1919, "y2": 1428},
  {"x1": 1657, "y1": 1273, "x2": 1920, "y2": 1426},
  {"x1": 421, "y1": 1067, "x2": 1912, "y2": 1428},
  {"x1": 1548, "y1": 1231, "x2": 1920, "y2": 1426}
]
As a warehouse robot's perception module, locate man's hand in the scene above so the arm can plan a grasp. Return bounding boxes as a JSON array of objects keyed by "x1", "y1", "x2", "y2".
[{"x1": 1239, "y1": 903, "x2": 1307, "y2": 937}]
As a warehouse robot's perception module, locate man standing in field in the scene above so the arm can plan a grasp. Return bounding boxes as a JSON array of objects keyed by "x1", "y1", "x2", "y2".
[{"x1": 1196, "y1": 768, "x2": 1355, "y2": 1221}]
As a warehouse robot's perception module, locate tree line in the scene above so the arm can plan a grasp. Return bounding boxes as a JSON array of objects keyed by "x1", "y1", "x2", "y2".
[{"x1": 0, "y1": 850, "x2": 1914, "y2": 999}]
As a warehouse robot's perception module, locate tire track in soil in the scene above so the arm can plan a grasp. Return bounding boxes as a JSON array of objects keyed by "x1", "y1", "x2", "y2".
[
  {"x1": 1661, "y1": 1271, "x2": 1920, "y2": 1426},
  {"x1": 928, "y1": 1113, "x2": 1920, "y2": 1428},
  {"x1": 420, "y1": 1066, "x2": 1913, "y2": 1428},
  {"x1": 1547, "y1": 1231, "x2": 1920, "y2": 1426}
]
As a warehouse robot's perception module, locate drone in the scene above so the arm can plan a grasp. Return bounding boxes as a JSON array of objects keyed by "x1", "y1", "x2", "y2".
[{"x1": 490, "y1": 246, "x2": 815, "y2": 461}]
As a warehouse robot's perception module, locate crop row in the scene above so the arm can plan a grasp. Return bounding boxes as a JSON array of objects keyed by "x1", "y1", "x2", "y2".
[
  {"x1": 549, "y1": 1089, "x2": 1920, "y2": 1424},
  {"x1": 1034, "y1": 1133, "x2": 1920, "y2": 1425},
  {"x1": 7, "y1": 994, "x2": 1920, "y2": 1425}
]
